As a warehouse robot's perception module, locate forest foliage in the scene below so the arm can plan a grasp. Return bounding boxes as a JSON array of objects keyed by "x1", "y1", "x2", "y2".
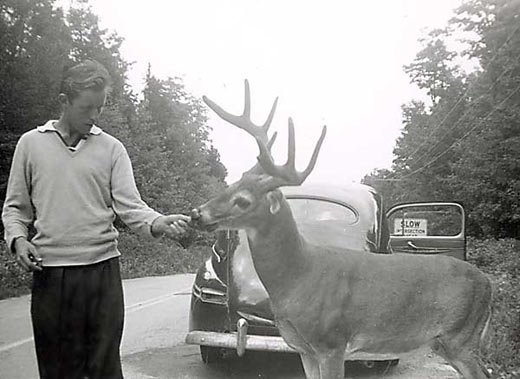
[{"x1": 363, "y1": 0, "x2": 520, "y2": 239}]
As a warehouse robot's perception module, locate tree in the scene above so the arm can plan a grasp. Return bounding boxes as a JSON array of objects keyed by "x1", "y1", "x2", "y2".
[
  {"x1": 447, "y1": 0, "x2": 520, "y2": 237},
  {"x1": 109, "y1": 68, "x2": 227, "y2": 244},
  {"x1": 365, "y1": 0, "x2": 520, "y2": 237},
  {"x1": 66, "y1": 0, "x2": 130, "y2": 101},
  {"x1": 0, "y1": 0, "x2": 71, "y2": 207},
  {"x1": 0, "y1": 0, "x2": 134, "y2": 216}
]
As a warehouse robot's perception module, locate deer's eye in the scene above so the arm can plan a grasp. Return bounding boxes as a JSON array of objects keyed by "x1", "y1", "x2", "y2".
[{"x1": 234, "y1": 197, "x2": 252, "y2": 210}]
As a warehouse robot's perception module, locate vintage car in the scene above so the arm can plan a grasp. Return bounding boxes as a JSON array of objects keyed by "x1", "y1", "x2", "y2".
[{"x1": 185, "y1": 182, "x2": 466, "y2": 368}]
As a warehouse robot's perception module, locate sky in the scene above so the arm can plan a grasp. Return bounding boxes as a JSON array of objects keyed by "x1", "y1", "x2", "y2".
[{"x1": 81, "y1": 0, "x2": 462, "y2": 185}]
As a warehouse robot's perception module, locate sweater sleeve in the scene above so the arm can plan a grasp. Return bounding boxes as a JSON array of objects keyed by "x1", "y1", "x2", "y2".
[
  {"x1": 111, "y1": 146, "x2": 163, "y2": 238},
  {"x1": 2, "y1": 135, "x2": 34, "y2": 253}
]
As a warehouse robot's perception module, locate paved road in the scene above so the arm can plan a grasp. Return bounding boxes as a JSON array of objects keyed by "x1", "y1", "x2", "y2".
[{"x1": 0, "y1": 274, "x2": 460, "y2": 378}]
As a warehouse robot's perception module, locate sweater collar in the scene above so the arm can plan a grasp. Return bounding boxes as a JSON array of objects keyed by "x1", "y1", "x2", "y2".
[{"x1": 36, "y1": 120, "x2": 102, "y2": 136}]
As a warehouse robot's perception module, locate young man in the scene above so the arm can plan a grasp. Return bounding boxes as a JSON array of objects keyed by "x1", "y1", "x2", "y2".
[{"x1": 2, "y1": 59, "x2": 191, "y2": 378}]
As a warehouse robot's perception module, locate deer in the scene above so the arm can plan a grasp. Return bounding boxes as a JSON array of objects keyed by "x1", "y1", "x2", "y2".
[{"x1": 190, "y1": 80, "x2": 493, "y2": 379}]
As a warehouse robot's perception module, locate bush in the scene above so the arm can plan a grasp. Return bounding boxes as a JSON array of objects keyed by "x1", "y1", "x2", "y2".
[
  {"x1": 467, "y1": 238, "x2": 520, "y2": 379},
  {"x1": 0, "y1": 230, "x2": 212, "y2": 300},
  {"x1": 117, "y1": 230, "x2": 210, "y2": 279},
  {"x1": 0, "y1": 243, "x2": 32, "y2": 299}
]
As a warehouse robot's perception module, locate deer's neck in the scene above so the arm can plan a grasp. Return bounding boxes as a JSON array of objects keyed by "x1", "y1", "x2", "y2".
[{"x1": 245, "y1": 198, "x2": 308, "y2": 294}]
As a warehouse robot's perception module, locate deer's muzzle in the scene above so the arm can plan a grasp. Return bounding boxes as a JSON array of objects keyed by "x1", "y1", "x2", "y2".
[{"x1": 189, "y1": 208, "x2": 219, "y2": 232}]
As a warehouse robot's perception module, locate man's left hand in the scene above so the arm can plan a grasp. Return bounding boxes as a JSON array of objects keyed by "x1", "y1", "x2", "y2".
[{"x1": 152, "y1": 214, "x2": 191, "y2": 239}]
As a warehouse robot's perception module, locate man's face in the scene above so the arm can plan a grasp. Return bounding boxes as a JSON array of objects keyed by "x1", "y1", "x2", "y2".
[{"x1": 63, "y1": 88, "x2": 106, "y2": 135}]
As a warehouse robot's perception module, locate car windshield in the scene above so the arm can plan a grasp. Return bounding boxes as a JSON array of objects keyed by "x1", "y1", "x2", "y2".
[{"x1": 287, "y1": 198, "x2": 360, "y2": 248}]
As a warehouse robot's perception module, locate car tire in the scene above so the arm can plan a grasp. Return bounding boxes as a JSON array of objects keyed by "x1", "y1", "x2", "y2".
[
  {"x1": 356, "y1": 359, "x2": 399, "y2": 372},
  {"x1": 378, "y1": 359, "x2": 400, "y2": 369},
  {"x1": 200, "y1": 346, "x2": 223, "y2": 364},
  {"x1": 374, "y1": 359, "x2": 400, "y2": 370}
]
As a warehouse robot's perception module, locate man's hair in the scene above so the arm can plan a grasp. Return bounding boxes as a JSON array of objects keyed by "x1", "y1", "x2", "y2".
[{"x1": 60, "y1": 59, "x2": 111, "y2": 100}]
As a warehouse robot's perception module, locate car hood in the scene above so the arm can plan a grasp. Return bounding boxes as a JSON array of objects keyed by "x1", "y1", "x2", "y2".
[{"x1": 228, "y1": 230, "x2": 274, "y2": 327}]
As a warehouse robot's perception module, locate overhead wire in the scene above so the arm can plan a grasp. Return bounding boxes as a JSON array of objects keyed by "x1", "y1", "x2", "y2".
[
  {"x1": 409, "y1": 64, "x2": 513, "y2": 167},
  {"x1": 398, "y1": 81, "x2": 520, "y2": 180},
  {"x1": 371, "y1": 22, "x2": 520, "y2": 182},
  {"x1": 368, "y1": 72, "x2": 519, "y2": 183},
  {"x1": 404, "y1": 22, "x2": 520, "y2": 161}
]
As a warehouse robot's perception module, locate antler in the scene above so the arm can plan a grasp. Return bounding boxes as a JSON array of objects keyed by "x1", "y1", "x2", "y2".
[
  {"x1": 257, "y1": 119, "x2": 327, "y2": 187},
  {"x1": 203, "y1": 79, "x2": 278, "y2": 147},
  {"x1": 203, "y1": 79, "x2": 327, "y2": 187}
]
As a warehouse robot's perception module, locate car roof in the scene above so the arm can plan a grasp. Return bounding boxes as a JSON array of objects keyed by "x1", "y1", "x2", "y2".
[{"x1": 281, "y1": 182, "x2": 380, "y2": 209}]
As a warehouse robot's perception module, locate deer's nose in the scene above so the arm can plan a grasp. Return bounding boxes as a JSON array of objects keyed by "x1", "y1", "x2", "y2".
[{"x1": 190, "y1": 208, "x2": 201, "y2": 221}]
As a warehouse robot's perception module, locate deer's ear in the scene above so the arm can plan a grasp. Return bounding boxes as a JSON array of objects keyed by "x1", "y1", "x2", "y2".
[{"x1": 266, "y1": 191, "x2": 281, "y2": 214}]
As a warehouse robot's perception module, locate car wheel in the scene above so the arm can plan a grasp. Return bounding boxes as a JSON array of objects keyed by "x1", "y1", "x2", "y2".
[
  {"x1": 374, "y1": 359, "x2": 400, "y2": 372},
  {"x1": 374, "y1": 359, "x2": 400, "y2": 370},
  {"x1": 200, "y1": 346, "x2": 223, "y2": 364}
]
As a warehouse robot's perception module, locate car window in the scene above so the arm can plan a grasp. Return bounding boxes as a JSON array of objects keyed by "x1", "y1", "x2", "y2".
[
  {"x1": 287, "y1": 198, "x2": 360, "y2": 248},
  {"x1": 288, "y1": 198, "x2": 358, "y2": 224},
  {"x1": 387, "y1": 204, "x2": 463, "y2": 237}
]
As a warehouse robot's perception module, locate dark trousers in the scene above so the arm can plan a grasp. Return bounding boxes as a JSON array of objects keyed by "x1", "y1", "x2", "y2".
[{"x1": 31, "y1": 257, "x2": 124, "y2": 379}]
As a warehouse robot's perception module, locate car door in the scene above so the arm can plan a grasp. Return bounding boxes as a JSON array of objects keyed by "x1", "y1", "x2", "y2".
[{"x1": 386, "y1": 202, "x2": 466, "y2": 260}]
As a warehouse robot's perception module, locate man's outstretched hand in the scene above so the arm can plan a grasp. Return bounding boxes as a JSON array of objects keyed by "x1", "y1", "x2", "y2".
[{"x1": 151, "y1": 214, "x2": 191, "y2": 239}]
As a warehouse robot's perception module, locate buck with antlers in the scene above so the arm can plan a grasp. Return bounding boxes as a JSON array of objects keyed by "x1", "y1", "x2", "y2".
[{"x1": 190, "y1": 80, "x2": 492, "y2": 379}]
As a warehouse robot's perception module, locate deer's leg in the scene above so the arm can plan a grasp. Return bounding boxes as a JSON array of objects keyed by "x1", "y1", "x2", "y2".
[
  {"x1": 432, "y1": 337, "x2": 490, "y2": 379},
  {"x1": 447, "y1": 352, "x2": 490, "y2": 379},
  {"x1": 300, "y1": 353, "x2": 320, "y2": 379},
  {"x1": 317, "y1": 350, "x2": 345, "y2": 379}
]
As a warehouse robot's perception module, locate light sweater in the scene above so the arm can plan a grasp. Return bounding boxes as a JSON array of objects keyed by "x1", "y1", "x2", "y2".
[{"x1": 2, "y1": 120, "x2": 162, "y2": 266}]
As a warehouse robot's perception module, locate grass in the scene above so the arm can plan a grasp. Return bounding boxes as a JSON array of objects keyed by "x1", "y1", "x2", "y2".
[
  {"x1": 1, "y1": 234, "x2": 518, "y2": 377},
  {"x1": 466, "y1": 238, "x2": 520, "y2": 379}
]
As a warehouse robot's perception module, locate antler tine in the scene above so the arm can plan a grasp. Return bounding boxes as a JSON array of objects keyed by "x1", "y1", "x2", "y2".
[
  {"x1": 244, "y1": 131, "x2": 278, "y2": 175},
  {"x1": 301, "y1": 125, "x2": 327, "y2": 179},
  {"x1": 203, "y1": 79, "x2": 278, "y2": 146},
  {"x1": 266, "y1": 131, "x2": 278, "y2": 151},
  {"x1": 286, "y1": 118, "x2": 296, "y2": 170},
  {"x1": 243, "y1": 79, "x2": 252, "y2": 119},
  {"x1": 262, "y1": 94, "x2": 278, "y2": 138},
  {"x1": 257, "y1": 121, "x2": 327, "y2": 186}
]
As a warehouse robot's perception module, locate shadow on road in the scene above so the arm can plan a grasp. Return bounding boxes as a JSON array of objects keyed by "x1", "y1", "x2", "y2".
[{"x1": 123, "y1": 344, "x2": 399, "y2": 378}]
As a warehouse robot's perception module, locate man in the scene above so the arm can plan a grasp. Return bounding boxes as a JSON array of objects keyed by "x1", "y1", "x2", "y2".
[{"x1": 2, "y1": 59, "x2": 191, "y2": 378}]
